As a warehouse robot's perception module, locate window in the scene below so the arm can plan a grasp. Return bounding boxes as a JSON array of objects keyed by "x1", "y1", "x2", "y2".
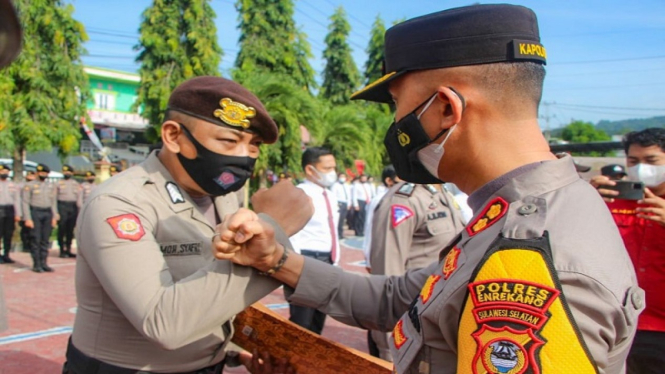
[{"x1": 94, "y1": 92, "x2": 116, "y2": 110}]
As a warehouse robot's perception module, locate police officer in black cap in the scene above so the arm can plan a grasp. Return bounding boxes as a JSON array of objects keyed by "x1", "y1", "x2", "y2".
[
  {"x1": 22, "y1": 163, "x2": 58, "y2": 272},
  {"x1": 216, "y1": 4, "x2": 642, "y2": 373},
  {"x1": 56, "y1": 164, "x2": 80, "y2": 258},
  {"x1": 78, "y1": 170, "x2": 97, "y2": 206},
  {"x1": 0, "y1": 164, "x2": 20, "y2": 264}
]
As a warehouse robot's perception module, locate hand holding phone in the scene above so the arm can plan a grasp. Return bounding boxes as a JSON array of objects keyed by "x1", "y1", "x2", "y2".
[{"x1": 600, "y1": 180, "x2": 645, "y2": 201}]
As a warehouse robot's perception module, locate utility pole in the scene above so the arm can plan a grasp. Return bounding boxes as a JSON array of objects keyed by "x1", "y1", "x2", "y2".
[{"x1": 539, "y1": 101, "x2": 556, "y2": 141}]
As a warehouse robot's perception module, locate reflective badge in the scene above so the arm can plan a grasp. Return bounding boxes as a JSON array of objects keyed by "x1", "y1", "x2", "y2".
[
  {"x1": 165, "y1": 182, "x2": 185, "y2": 204},
  {"x1": 106, "y1": 214, "x2": 145, "y2": 241},
  {"x1": 443, "y1": 246, "x2": 461, "y2": 280},
  {"x1": 457, "y1": 240, "x2": 597, "y2": 374},
  {"x1": 392, "y1": 320, "x2": 408, "y2": 349},
  {"x1": 467, "y1": 197, "x2": 508, "y2": 236},
  {"x1": 391, "y1": 205, "x2": 414, "y2": 227},
  {"x1": 419, "y1": 275, "x2": 442, "y2": 304}
]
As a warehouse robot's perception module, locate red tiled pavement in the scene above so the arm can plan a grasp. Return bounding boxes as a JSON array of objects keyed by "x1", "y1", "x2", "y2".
[{"x1": 0, "y1": 229, "x2": 372, "y2": 373}]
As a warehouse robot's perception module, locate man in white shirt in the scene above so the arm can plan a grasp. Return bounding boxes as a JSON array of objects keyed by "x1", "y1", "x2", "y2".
[
  {"x1": 288, "y1": 147, "x2": 340, "y2": 334},
  {"x1": 331, "y1": 172, "x2": 351, "y2": 238},
  {"x1": 351, "y1": 174, "x2": 372, "y2": 236}
]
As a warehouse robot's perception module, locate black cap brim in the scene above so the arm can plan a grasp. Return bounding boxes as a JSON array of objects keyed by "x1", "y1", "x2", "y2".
[
  {"x1": 0, "y1": 0, "x2": 22, "y2": 68},
  {"x1": 350, "y1": 70, "x2": 408, "y2": 103}
]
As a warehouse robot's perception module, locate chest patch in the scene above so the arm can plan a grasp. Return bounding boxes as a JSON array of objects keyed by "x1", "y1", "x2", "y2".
[
  {"x1": 106, "y1": 214, "x2": 146, "y2": 241},
  {"x1": 391, "y1": 205, "x2": 414, "y2": 228}
]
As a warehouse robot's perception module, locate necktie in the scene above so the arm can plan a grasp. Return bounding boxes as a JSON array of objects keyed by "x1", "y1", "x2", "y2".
[{"x1": 322, "y1": 190, "x2": 338, "y2": 263}]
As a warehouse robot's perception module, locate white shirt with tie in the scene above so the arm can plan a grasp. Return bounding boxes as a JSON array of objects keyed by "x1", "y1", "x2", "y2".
[
  {"x1": 351, "y1": 181, "x2": 371, "y2": 209},
  {"x1": 289, "y1": 179, "x2": 340, "y2": 265}
]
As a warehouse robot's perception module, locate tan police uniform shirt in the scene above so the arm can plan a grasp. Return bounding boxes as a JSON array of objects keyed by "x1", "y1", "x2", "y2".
[
  {"x1": 71, "y1": 151, "x2": 286, "y2": 372},
  {"x1": 369, "y1": 183, "x2": 465, "y2": 276},
  {"x1": 21, "y1": 180, "x2": 58, "y2": 220},
  {"x1": 77, "y1": 181, "x2": 96, "y2": 208},
  {"x1": 288, "y1": 156, "x2": 642, "y2": 374},
  {"x1": 0, "y1": 179, "x2": 21, "y2": 214},
  {"x1": 57, "y1": 178, "x2": 81, "y2": 202}
]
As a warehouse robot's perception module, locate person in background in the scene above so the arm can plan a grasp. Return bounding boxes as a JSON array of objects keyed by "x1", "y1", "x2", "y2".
[
  {"x1": 287, "y1": 147, "x2": 339, "y2": 335},
  {"x1": 331, "y1": 172, "x2": 352, "y2": 238},
  {"x1": 590, "y1": 127, "x2": 665, "y2": 374},
  {"x1": 78, "y1": 171, "x2": 97, "y2": 207},
  {"x1": 351, "y1": 174, "x2": 371, "y2": 236},
  {"x1": 18, "y1": 171, "x2": 36, "y2": 254},
  {"x1": 0, "y1": 165, "x2": 20, "y2": 264},
  {"x1": 362, "y1": 165, "x2": 400, "y2": 270},
  {"x1": 56, "y1": 165, "x2": 81, "y2": 258},
  {"x1": 109, "y1": 165, "x2": 122, "y2": 177},
  {"x1": 22, "y1": 164, "x2": 58, "y2": 273}
]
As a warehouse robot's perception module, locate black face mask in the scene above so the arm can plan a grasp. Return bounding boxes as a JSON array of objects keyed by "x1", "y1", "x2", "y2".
[
  {"x1": 384, "y1": 93, "x2": 447, "y2": 184},
  {"x1": 176, "y1": 124, "x2": 256, "y2": 196},
  {"x1": 0, "y1": 174, "x2": 8, "y2": 180},
  {"x1": 38, "y1": 175, "x2": 47, "y2": 181},
  {"x1": 64, "y1": 174, "x2": 72, "y2": 180},
  {"x1": 86, "y1": 178, "x2": 95, "y2": 183}
]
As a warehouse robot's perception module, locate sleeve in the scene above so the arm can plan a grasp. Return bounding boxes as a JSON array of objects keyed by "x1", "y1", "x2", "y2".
[
  {"x1": 13, "y1": 184, "x2": 20, "y2": 216},
  {"x1": 21, "y1": 185, "x2": 31, "y2": 221},
  {"x1": 51, "y1": 184, "x2": 58, "y2": 217},
  {"x1": 289, "y1": 257, "x2": 436, "y2": 332},
  {"x1": 351, "y1": 185, "x2": 358, "y2": 208},
  {"x1": 76, "y1": 182, "x2": 83, "y2": 209},
  {"x1": 77, "y1": 195, "x2": 282, "y2": 351},
  {"x1": 370, "y1": 197, "x2": 418, "y2": 276}
]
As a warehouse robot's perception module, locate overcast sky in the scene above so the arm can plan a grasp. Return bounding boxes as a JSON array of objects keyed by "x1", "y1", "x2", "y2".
[{"x1": 72, "y1": 0, "x2": 665, "y2": 128}]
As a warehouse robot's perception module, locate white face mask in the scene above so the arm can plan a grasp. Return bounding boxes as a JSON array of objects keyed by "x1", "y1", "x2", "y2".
[
  {"x1": 627, "y1": 163, "x2": 665, "y2": 188},
  {"x1": 339, "y1": 177, "x2": 346, "y2": 183},
  {"x1": 311, "y1": 167, "x2": 338, "y2": 187},
  {"x1": 417, "y1": 124, "x2": 458, "y2": 178}
]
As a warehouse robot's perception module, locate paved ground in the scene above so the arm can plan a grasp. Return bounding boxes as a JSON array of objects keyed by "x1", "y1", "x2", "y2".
[{"x1": 0, "y1": 230, "x2": 371, "y2": 374}]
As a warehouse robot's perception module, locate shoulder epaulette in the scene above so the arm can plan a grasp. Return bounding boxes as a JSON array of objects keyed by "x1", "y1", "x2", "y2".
[{"x1": 396, "y1": 183, "x2": 415, "y2": 197}]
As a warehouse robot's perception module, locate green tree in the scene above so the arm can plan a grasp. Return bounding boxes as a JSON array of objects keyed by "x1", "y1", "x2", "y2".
[
  {"x1": 561, "y1": 120, "x2": 612, "y2": 156},
  {"x1": 0, "y1": 0, "x2": 89, "y2": 180},
  {"x1": 319, "y1": 6, "x2": 360, "y2": 105},
  {"x1": 363, "y1": 15, "x2": 386, "y2": 87},
  {"x1": 234, "y1": 0, "x2": 316, "y2": 92},
  {"x1": 134, "y1": 0, "x2": 222, "y2": 142},
  {"x1": 240, "y1": 73, "x2": 321, "y2": 188}
]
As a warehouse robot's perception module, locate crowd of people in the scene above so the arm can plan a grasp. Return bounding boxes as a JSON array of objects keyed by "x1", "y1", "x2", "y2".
[
  {"x1": 0, "y1": 163, "x2": 120, "y2": 272},
  {"x1": 2, "y1": 1, "x2": 664, "y2": 373}
]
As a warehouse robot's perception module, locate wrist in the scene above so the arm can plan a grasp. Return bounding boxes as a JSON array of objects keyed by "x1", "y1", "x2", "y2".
[{"x1": 257, "y1": 244, "x2": 288, "y2": 276}]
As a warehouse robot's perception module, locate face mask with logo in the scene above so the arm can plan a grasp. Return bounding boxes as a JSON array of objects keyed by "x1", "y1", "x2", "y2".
[
  {"x1": 177, "y1": 124, "x2": 256, "y2": 196},
  {"x1": 384, "y1": 91, "x2": 462, "y2": 184},
  {"x1": 311, "y1": 166, "x2": 337, "y2": 188},
  {"x1": 627, "y1": 163, "x2": 665, "y2": 188}
]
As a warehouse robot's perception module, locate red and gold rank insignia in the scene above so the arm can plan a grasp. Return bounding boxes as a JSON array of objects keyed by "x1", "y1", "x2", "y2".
[
  {"x1": 392, "y1": 320, "x2": 408, "y2": 349},
  {"x1": 467, "y1": 197, "x2": 508, "y2": 236},
  {"x1": 443, "y1": 246, "x2": 461, "y2": 280},
  {"x1": 106, "y1": 214, "x2": 145, "y2": 241},
  {"x1": 419, "y1": 275, "x2": 442, "y2": 304}
]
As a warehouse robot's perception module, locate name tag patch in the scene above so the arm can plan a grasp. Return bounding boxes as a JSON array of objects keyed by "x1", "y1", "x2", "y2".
[{"x1": 160, "y1": 242, "x2": 202, "y2": 256}]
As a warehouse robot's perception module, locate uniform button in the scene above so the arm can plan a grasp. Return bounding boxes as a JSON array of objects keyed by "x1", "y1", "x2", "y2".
[
  {"x1": 517, "y1": 204, "x2": 538, "y2": 216},
  {"x1": 631, "y1": 291, "x2": 644, "y2": 309}
]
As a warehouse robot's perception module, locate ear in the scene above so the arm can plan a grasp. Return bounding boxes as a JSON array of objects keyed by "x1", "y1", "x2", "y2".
[
  {"x1": 435, "y1": 86, "x2": 465, "y2": 129},
  {"x1": 161, "y1": 121, "x2": 182, "y2": 153}
]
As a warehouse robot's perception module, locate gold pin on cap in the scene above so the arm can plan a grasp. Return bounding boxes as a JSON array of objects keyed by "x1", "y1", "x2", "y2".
[{"x1": 213, "y1": 98, "x2": 256, "y2": 129}]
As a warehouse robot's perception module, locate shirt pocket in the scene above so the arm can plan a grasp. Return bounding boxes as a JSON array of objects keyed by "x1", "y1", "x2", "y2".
[{"x1": 425, "y1": 210, "x2": 455, "y2": 236}]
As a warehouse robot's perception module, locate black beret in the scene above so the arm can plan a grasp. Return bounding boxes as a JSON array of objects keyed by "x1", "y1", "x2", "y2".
[
  {"x1": 0, "y1": 164, "x2": 10, "y2": 171},
  {"x1": 167, "y1": 76, "x2": 278, "y2": 144},
  {"x1": 62, "y1": 164, "x2": 73, "y2": 172},
  {"x1": 352, "y1": 4, "x2": 546, "y2": 103},
  {"x1": 601, "y1": 164, "x2": 627, "y2": 177},
  {"x1": 36, "y1": 163, "x2": 50, "y2": 173},
  {"x1": 0, "y1": 0, "x2": 22, "y2": 68},
  {"x1": 85, "y1": 171, "x2": 96, "y2": 177},
  {"x1": 110, "y1": 165, "x2": 121, "y2": 173}
]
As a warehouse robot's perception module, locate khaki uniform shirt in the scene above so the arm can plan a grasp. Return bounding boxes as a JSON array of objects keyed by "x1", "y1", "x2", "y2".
[
  {"x1": 78, "y1": 181, "x2": 97, "y2": 208},
  {"x1": 289, "y1": 156, "x2": 642, "y2": 374},
  {"x1": 370, "y1": 183, "x2": 465, "y2": 276},
  {"x1": 57, "y1": 178, "x2": 81, "y2": 202},
  {"x1": 21, "y1": 180, "x2": 57, "y2": 220},
  {"x1": 71, "y1": 152, "x2": 285, "y2": 372},
  {"x1": 0, "y1": 179, "x2": 21, "y2": 213}
]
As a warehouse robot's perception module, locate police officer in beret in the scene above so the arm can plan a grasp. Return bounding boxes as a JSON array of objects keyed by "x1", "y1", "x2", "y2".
[
  {"x1": 109, "y1": 164, "x2": 122, "y2": 177},
  {"x1": 78, "y1": 171, "x2": 97, "y2": 206},
  {"x1": 0, "y1": 164, "x2": 20, "y2": 264},
  {"x1": 64, "y1": 76, "x2": 312, "y2": 374},
  {"x1": 22, "y1": 163, "x2": 58, "y2": 272},
  {"x1": 56, "y1": 165, "x2": 81, "y2": 258},
  {"x1": 213, "y1": 4, "x2": 642, "y2": 373},
  {"x1": 18, "y1": 171, "x2": 36, "y2": 254}
]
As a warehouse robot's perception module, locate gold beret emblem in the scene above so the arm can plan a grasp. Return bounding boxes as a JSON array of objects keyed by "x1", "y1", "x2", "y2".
[{"x1": 213, "y1": 98, "x2": 256, "y2": 129}]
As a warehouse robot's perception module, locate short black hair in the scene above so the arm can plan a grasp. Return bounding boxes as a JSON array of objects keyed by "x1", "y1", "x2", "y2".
[
  {"x1": 301, "y1": 147, "x2": 333, "y2": 170},
  {"x1": 623, "y1": 128, "x2": 665, "y2": 154},
  {"x1": 381, "y1": 165, "x2": 397, "y2": 186}
]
